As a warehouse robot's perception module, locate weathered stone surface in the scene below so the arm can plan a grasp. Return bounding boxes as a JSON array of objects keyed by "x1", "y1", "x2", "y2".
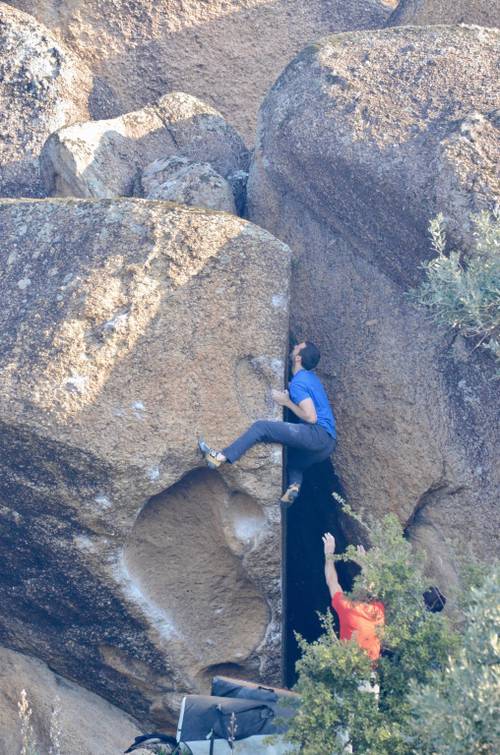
[
  {"x1": 141, "y1": 157, "x2": 237, "y2": 213},
  {"x1": 248, "y1": 25, "x2": 500, "y2": 588},
  {"x1": 388, "y1": 0, "x2": 499, "y2": 28},
  {"x1": 6, "y1": 1, "x2": 395, "y2": 140},
  {"x1": 0, "y1": 198, "x2": 290, "y2": 724},
  {"x1": 0, "y1": 3, "x2": 91, "y2": 197},
  {"x1": 0, "y1": 646, "x2": 140, "y2": 754},
  {"x1": 41, "y1": 92, "x2": 249, "y2": 199},
  {"x1": 435, "y1": 110, "x2": 500, "y2": 245}
]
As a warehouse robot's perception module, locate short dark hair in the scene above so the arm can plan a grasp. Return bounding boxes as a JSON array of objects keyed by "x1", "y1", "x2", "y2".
[
  {"x1": 299, "y1": 341, "x2": 320, "y2": 370},
  {"x1": 423, "y1": 586, "x2": 446, "y2": 613}
]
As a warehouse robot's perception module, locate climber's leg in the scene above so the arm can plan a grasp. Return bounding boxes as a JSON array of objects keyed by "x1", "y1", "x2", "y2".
[{"x1": 222, "y1": 420, "x2": 327, "y2": 463}]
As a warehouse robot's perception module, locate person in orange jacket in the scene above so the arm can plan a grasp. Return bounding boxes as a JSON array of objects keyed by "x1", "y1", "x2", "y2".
[
  {"x1": 323, "y1": 532, "x2": 385, "y2": 663},
  {"x1": 323, "y1": 532, "x2": 385, "y2": 753}
]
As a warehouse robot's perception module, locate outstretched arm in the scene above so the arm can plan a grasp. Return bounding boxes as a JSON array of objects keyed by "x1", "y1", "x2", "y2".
[
  {"x1": 272, "y1": 389, "x2": 317, "y2": 424},
  {"x1": 323, "y1": 532, "x2": 342, "y2": 599}
]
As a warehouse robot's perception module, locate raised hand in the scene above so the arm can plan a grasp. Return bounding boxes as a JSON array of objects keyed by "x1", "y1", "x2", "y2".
[{"x1": 322, "y1": 532, "x2": 336, "y2": 555}]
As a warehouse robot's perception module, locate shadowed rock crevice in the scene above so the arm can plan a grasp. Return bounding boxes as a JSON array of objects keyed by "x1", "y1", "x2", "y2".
[
  {"x1": 283, "y1": 460, "x2": 356, "y2": 686},
  {"x1": 124, "y1": 468, "x2": 270, "y2": 678},
  {"x1": 195, "y1": 662, "x2": 249, "y2": 688},
  {"x1": 404, "y1": 476, "x2": 467, "y2": 534},
  {"x1": 404, "y1": 479, "x2": 468, "y2": 592}
]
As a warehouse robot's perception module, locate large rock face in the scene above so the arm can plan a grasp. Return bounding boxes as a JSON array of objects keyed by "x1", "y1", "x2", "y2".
[
  {"x1": 6, "y1": 1, "x2": 395, "y2": 140},
  {"x1": 248, "y1": 25, "x2": 499, "y2": 587},
  {"x1": 388, "y1": 0, "x2": 499, "y2": 27},
  {"x1": 40, "y1": 92, "x2": 249, "y2": 200},
  {"x1": 0, "y1": 647, "x2": 140, "y2": 754},
  {"x1": 0, "y1": 198, "x2": 290, "y2": 725},
  {"x1": 0, "y1": 3, "x2": 91, "y2": 197}
]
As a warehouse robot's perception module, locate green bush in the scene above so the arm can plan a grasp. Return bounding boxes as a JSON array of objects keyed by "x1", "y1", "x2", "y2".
[
  {"x1": 408, "y1": 567, "x2": 500, "y2": 755},
  {"x1": 286, "y1": 511, "x2": 457, "y2": 754},
  {"x1": 413, "y1": 210, "x2": 500, "y2": 365}
]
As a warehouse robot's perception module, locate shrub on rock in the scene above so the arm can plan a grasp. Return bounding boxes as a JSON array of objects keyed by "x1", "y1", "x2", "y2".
[{"x1": 413, "y1": 210, "x2": 500, "y2": 367}]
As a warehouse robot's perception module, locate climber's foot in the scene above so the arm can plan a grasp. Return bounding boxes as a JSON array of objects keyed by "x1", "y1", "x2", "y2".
[
  {"x1": 280, "y1": 483, "x2": 301, "y2": 505},
  {"x1": 198, "y1": 439, "x2": 226, "y2": 469}
]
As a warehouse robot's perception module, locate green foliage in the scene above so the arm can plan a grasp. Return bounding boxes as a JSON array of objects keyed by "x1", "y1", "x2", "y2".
[
  {"x1": 412, "y1": 209, "x2": 500, "y2": 365},
  {"x1": 408, "y1": 567, "x2": 500, "y2": 755},
  {"x1": 289, "y1": 612, "x2": 387, "y2": 754},
  {"x1": 286, "y1": 507, "x2": 458, "y2": 753}
]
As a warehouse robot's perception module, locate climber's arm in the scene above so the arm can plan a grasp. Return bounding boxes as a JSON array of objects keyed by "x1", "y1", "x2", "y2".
[
  {"x1": 272, "y1": 390, "x2": 317, "y2": 423},
  {"x1": 323, "y1": 532, "x2": 342, "y2": 598}
]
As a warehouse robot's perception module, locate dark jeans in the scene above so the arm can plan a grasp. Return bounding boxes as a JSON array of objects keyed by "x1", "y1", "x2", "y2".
[{"x1": 223, "y1": 420, "x2": 336, "y2": 487}]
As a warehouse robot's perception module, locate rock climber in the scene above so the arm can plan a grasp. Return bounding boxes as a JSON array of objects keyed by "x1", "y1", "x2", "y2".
[
  {"x1": 322, "y1": 531, "x2": 385, "y2": 664},
  {"x1": 199, "y1": 341, "x2": 337, "y2": 504}
]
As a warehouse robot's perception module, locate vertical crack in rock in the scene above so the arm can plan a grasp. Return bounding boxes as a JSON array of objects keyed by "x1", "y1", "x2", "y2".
[{"x1": 283, "y1": 460, "x2": 356, "y2": 686}]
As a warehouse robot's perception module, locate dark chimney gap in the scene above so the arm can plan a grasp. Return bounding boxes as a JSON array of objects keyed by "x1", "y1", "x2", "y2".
[{"x1": 281, "y1": 331, "x2": 359, "y2": 686}]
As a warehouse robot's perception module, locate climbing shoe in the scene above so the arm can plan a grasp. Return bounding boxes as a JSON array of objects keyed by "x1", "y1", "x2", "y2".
[
  {"x1": 198, "y1": 439, "x2": 225, "y2": 469},
  {"x1": 280, "y1": 483, "x2": 301, "y2": 505}
]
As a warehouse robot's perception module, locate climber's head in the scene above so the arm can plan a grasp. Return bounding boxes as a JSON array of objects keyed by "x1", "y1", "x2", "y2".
[{"x1": 290, "y1": 341, "x2": 321, "y2": 371}]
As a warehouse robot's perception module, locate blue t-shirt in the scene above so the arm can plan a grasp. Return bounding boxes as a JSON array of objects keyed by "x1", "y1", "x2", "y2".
[{"x1": 289, "y1": 369, "x2": 336, "y2": 438}]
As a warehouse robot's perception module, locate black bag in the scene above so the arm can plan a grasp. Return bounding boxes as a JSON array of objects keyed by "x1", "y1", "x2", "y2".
[
  {"x1": 211, "y1": 675, "x2": 299, "y2": 705},
  {"x1": 177, "y1": 694, "x2": 294, "y2": 742}
]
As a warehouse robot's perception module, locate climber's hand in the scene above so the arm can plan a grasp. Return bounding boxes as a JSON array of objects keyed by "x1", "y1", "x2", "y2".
[
  {"x1": 323, "y1": 532, "x2": 336, "y2": 555},
  {"x1": 272, "y1": 389, "x2": 290, "y2": 406}
]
